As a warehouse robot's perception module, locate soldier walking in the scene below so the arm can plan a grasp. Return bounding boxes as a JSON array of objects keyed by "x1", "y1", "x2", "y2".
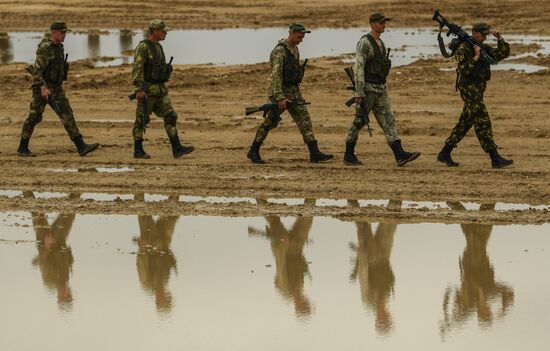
[
  {"x1": 247, "y1": 24, "x2": 333, "y2": 164},
  {"x1": 343, "y1": 13, "x2": 420, "y2": 166},
  {"x1": 17, "y1": 22, "x2": 98, "y2": 157},
  {"x1": 131, "y1": 20, "x2": 194, "y2": 159},
  {"x1": 437, "y1": 23, "x2": 513, "y2": 168}
]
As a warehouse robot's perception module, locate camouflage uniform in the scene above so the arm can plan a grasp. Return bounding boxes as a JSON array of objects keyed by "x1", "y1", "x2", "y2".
[
  {"x1": 131, "y1": 39, "x2": 178, "y2": 141},
  {"x1": 444, "y1": 39, "x2": 510, "y2": 151},
  {"x1": 253, "y1": 39, "x2": 316, "y2": 144},
  {"x1": 346, "y1": 34, "x2": 399, "y2": 144},
  {"x1": 21, "y1": 36, "x2": 81, "y2": 141}
]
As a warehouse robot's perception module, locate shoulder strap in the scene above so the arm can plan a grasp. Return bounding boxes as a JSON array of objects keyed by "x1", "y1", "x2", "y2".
[
  {"x1": 364, "y1": 34, "x2": 384, "y2": 58},
  {"x1": 141, "y1": 39, "x2": 160, "y2": 62}
]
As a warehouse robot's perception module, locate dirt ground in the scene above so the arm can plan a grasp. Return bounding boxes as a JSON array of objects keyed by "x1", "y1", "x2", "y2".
[{"x1": 0, "y1": 0, "x2": 549, "y2": 224}]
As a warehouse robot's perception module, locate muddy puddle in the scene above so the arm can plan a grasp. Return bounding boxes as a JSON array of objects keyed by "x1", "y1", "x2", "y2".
[
  {"x1": 0, "y1": 210, "x2": 548, "y2": 350},
  {"x1": 1, "y1": 189, "x2": 549, "y2": 212},
  {"x1": 1, "y1": 28, "x2": 548, "y2": 72}
]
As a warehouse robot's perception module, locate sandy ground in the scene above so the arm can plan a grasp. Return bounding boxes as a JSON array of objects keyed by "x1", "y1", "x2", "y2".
[{"x1": 0, "y1": 1, "x2": 549, "y2": 223}]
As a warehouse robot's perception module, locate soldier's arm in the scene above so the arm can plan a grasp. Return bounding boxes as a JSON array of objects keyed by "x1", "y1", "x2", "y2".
[
  {"x1": 354, "y1": 38, "x2": 372, "y2": 98},
  {"x1": 132, "y1": 43, "x2": 147, "y2": 93},
  {"x1": 491, "y1": 39, "x2": 510, "y2": 62},
  {"x1": 270, "y1": 46, "x2": 286, "y2": 101},
  {"x1": 455, "y1": 43, "x2": 476, "y2": 77},
  {"x1": 31, "y1": 43, "x2": 52, "y2": 86}
]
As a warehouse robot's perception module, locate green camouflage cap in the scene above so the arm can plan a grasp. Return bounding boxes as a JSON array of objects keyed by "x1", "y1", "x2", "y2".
[
  {"x1": 472, "y1": 23, "x2": 491, "y2": 35},
  {"x1": 50, "y1": 21, "x2": 70, "y2": 32},
  {"x1": 149, "y1": 19, "x2": 170, "y2": 32},
  {"x1": 289, "y1": 23, "x2": 311, "y2": 33},
  {"x1": 369, "y1": 13, "x2": 391, "y2": 23}
]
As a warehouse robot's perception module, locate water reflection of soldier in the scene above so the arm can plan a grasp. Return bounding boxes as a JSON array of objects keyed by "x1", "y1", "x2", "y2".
[
  {"x1": 119, "y1": 30, "x2": 133, "y2": 64},
  {"x1": 440, "y1": 202, "x2": 514, "y2": 337},
  {"x1": 24, "y1": 191, "x2": 78, "y2": 310},
  {"x1": 249, "y1": 198, "x2": 316, "y2": 317},
  {"x1": 348, "y1": 199, "x2": 400, "y2": 335},
  {"x1": 0, "y1": 32, "x2": 14, "y2": 64},
  {"x1": 87, "y1": 32, "x2": 100, "y2": 59},
  {"x1": 134, "y1": 194, "x2": 179, "y2": 313}
]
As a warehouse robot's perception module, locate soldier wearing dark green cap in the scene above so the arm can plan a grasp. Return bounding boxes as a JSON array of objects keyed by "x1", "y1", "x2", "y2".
[
  {"x1": 131, "y1": 19, "x2": 194, "y2": 159},
  {"x1": 437, "y1": 23, "x2": 513, "y2": 169},
  {"x1": 246, "y1": 23, "x2": 333, "y2": 164},
  {"x1": 343, "y1": 13, "x2": 420, "y2": 167},
  {"x1": 17, "y1": 21, "x2": 99, "y2": 157}
]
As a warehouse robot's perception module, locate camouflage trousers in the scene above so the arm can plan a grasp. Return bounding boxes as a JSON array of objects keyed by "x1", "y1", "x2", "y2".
[
  {"x1": 20, "y1": 85, "x2": 81, "y2": 140},
  {"x1": 254, "y1": 86, "x2": 316, "y2": 144},
  {"x1": 345, "y1": 89, "x2": 399, "y2": 144},
  {"x1": 445, "y1": 81, "x2": 497, "y2": 151},
  {"x1": 133, "y1": 93, "x2": 179, "y2": 141}
]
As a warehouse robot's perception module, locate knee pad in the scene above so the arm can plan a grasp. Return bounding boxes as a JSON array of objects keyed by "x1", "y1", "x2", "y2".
[{"x1": 164, "y1": 111, "x2": 177, "y2": 125}]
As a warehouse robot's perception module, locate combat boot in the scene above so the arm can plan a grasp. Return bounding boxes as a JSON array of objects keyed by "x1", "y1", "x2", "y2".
[
  {"x1": 488, "y1": 149, "x2": 513, "y2": 169},
  {"x1": 247, "y1": 140, "x2": 265, "y2": 164},
  {"x1": 134, "y1": 139, "x2": 150, "y2": 159},
  {"x1": 17, "y1": 138, "x2": 36, "y2": 157},
  {"x1": 169, "y1": 135, "x2": 195, "y2": 158},
  {"x1": 343, "y1": 141, "x2": 362, "y2": 166},
  {"x1": 437, "y1": 144, "x2": 459, "y2": 167},
  {"x1": 389, "y1": 140, "x2": 420, "y2": 166},
  {"x1": 307, "y1": 140, "x2": 334, "y2": 163},
  {"x1": 72, "y1": 135, "x2": 99, "y2": 156}
]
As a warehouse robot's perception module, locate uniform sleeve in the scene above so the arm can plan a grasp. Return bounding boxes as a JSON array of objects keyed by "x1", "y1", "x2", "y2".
[
  {"x1": 489, "y1": 39, "x2": 510, "y2": 62},
  {"x1": 455, "y1": 43, "x2": 477, "y2": 78},
  {"x1": 132, "y1": 43, "x2": 147, "y2": 93},
  {"x1": 270, "y1": 47, "x2": 285, "y2": 101},
  {"x1": 31, "y1": 44, "x2": 52, "y2": 86},
  {"x1": 354, "y1": 38, "x2": 372, "y2": 97}
]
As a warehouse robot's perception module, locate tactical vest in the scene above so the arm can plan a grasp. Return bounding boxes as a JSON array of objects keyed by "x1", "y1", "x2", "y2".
[
  {"x1": 43, "y1": 43, "x2": 68, "y2": 86},
  {"x1": 277, "y1": 43, "x2": 304, "y2": 86},
  {"x1": 142, "y1": 40, "x2": 173, "y2": 84},
  {"x1": 363, "y1": 34, "x2": 392, "y2": 84},
  {"x1": 458, "y1": 42, "x2": 491, "y2": 85}
]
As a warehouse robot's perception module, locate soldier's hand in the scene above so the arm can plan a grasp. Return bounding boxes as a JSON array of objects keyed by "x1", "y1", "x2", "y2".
[
  {"x1": 40, "y1": 85, "x2": 51, "y2": 101},
  {"x1": 354, "y1": 96, "x2": 364, "y2": 104},
  {"x1": 473, "y1": 45, "x2": 481, "y2": 61},
  {"x1": 491, "y1": 29, "x2": 502, "y2": 40},
  {"x1": 277, "y1": 98, "x2": 287, "y2": 111},
  {"x1": 136, "y1": 91, "x2": 147, "y2": 100}
]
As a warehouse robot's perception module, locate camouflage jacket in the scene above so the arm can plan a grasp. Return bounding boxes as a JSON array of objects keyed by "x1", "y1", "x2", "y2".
[
  {"x1": 354, "y1": 34, "x2": 388, "y2": 96},
  {"x1": 28, "y1": 37, "x2": 66, "y2": 87},
  {"x1": 268, "y1": 39, "x2": 300, "y2": 101},
  {"x1": 455, "y1": 39, "x2": 510, "y2": 83},
  {"x1": 132, "y1": 40, "x2": 168, "y2": 96}
]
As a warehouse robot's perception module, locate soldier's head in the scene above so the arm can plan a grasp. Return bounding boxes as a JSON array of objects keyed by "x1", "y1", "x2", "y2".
[
  {"x1": 287, "y1": 23, "x2": 310, "y2": 46},
  {"x1": 369, "y1": 13, "x2": 391, "y2": 34},
  {"x1": 472, "y1": 23, "x2": 491, "y2": 43},
  {"x1": 50, "y1": 21, "x2": 70, "y2": 43},
  {"x1": 149, "y1": 19, "x2": 169, "y2": 42}
]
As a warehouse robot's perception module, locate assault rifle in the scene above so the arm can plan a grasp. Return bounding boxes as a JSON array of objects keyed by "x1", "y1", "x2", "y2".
[
  {"x1": 344, "y1": 66, "x2": 373, "y2": 137},
  {"x1": 245, "y1": 99, "x2": 310, "y2": 126},
  {"x1": 128, "y1": 83, "x2": 150, "y2": 134},
  {"x1": 432, "y1": 9, "x2": 497, "y2": 65}
]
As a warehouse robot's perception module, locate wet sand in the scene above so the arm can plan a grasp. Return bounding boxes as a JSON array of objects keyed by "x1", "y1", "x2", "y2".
[{"x1": 0, "y1": 1, "x2": 549, "y2": 223}]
